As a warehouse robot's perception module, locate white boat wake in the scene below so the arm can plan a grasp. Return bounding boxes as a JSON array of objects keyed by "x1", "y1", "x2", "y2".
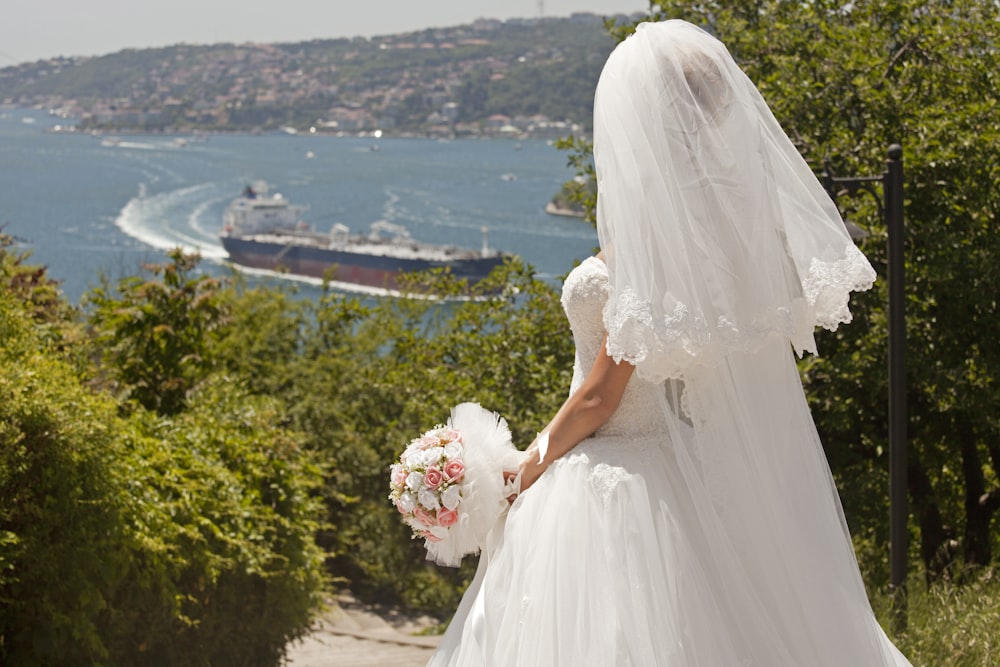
[{"x1": 114, "y1": 182, "x2": 229, "y2": 259}]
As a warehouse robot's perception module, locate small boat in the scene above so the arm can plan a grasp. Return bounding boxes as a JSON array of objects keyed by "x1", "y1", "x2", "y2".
[{"x1": 220, "y1": 184, "x2": 509, "y2": 291}]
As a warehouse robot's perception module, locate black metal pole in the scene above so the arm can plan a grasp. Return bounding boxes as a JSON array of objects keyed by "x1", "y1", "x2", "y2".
[
  {"x1": 821, "y1": 145, "x2": 908, "y2": 631},
  {"x1": 884, "y1": 143, "x2": 907, "y2": 632}
]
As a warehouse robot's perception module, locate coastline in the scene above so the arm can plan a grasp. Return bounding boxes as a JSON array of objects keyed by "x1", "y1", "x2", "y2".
[
  {"x1": 544, "y1": 201, "x2": 587, "y2": 219},
  {"x1": 10, "y1": 103, "x2": 589, "y2": 142}
]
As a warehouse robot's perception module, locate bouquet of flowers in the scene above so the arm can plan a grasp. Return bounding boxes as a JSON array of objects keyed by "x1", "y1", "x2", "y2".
[{"x1": 389, "y1": 402, "x2": 523, "y2": 567}]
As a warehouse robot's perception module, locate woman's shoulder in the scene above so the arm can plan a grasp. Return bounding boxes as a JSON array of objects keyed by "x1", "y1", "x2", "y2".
[
  {"x1": 562, "y1": 255, "x2": 610, "y2": 305},
  {"x1": 571, "y1": 255, "x2": 608, "y2": 279}
]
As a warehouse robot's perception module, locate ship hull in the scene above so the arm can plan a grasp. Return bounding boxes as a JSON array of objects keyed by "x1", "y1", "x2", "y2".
[{"x1": 221, "y1": 235, "x2": 505, "y2": 290}]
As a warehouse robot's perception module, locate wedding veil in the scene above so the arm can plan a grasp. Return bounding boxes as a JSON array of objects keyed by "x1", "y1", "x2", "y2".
[
  {"x1": 595, "y1": 20, "x2": 875, "y2": 381},
  {"x1": 594, "y1": 21, "x2": 910, "y2": 665}
]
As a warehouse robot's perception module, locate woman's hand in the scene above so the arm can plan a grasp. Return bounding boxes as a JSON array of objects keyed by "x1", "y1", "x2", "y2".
[
  {"x1": 504, "y1": 447, "x2": 549, "y2": 502},
  {"x1": 508, "y1": 447, "x2": 549, "y2": 499}
]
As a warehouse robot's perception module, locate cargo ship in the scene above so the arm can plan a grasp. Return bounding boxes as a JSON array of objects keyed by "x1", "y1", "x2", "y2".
[{"x1": 220, "y1": 184, "x2": 508, "y2": 291}]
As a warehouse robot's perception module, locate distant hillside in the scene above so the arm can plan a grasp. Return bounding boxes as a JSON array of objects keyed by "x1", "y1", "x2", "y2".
[{"x1": 0, "y1": 14, "x2": 632, "y2": 135}]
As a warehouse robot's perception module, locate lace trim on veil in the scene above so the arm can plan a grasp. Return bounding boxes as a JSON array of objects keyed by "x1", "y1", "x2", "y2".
[
  {"x1": 604, "y1": 243, "x2": 876, "y2": 382},
  {"x1": 803, "y1": 243, "x2": 876, "y2": 331}
]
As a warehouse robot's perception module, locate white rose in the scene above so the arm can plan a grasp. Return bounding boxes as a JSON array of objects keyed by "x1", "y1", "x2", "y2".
[
  {"x1": 429, "y1": 525, "x2": 449, "y2": 541},
  {"x1": 398, "y1": 491, "x2": 416, "y2": 513},
  {"x1": 422, "y1": 446, "x2": 444, "y2": 467},
  {"x1": 404, "y1": 450, "x2": 424, "y2": 469},
  {"x1": 441, "y1": 484, "x2": 462, "y2": 511},
  {"x1": 405, "y1": 471, "x2": 423, "y2": 491},
  {"x1": 443, "y1": 441, "x2": 464, "y2": 459},
  {"x1": 418, "y1": 488, "x2": 441, "y2": 510}
]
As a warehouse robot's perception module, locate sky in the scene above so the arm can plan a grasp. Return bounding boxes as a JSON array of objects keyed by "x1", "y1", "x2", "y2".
[{"x1": 2, "y1": 0, "x2": 649, "y2": 65}]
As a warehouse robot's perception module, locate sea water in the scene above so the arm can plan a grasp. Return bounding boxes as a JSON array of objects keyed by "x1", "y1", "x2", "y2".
[{"x1": 0, "y1": 108, "x2": 597, "y2": 304}]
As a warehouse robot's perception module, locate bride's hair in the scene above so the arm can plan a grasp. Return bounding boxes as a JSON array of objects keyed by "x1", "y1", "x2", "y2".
[{"x1": 681, "y1": 49, "x2": 732, "y2": 125}]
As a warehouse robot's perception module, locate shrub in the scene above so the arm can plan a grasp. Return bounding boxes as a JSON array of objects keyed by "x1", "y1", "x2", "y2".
[
  {"x1": 2, "y1": 244, "x2": 327, "y2": 665},
  {"x1": 105, "y1": 378, "x2": 327, "y2": 666},
  {"x1": 0, "y1": 285, "x2": 129, "y2": 664}
]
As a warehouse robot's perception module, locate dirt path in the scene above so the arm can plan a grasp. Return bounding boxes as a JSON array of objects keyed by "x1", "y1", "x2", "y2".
[{"x1": 285, "y1": 593, "x2": 442, "y2": 667}]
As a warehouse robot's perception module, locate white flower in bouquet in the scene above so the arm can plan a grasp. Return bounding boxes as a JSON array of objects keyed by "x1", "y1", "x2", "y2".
[
  {"x1": 405, "y1": 471, "x2": 423, "y2": 491},
  {"x1": 397, "y1": 491, "x2": 416, "y2": 514},
  {"x1": 441, "y1": 484, "x2": 462, "y2": 511},
  {"x1": 418, "y1": 488, "x2": 441, "y2": 511}
]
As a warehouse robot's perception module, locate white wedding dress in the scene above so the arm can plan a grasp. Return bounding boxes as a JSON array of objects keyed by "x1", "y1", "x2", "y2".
[{"x1": 428, "y1": 256, "x2": 912, "y2": 666}]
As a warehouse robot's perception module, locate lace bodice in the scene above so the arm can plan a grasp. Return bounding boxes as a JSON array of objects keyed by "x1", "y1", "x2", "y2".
[{"x1": 561, "y1": 257, "x2": 667, "y2": 437}]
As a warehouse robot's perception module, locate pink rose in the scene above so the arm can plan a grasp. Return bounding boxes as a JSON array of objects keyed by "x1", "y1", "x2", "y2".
[
  {"x1": 445, "y1": 429, "x2": 463, "y2": 443},
  {"x1": 391, "y1": 466, "x2": 407, "y2": 488},
  {"x1": 420, "y1": 530, "x2": 442, "y2": 543},
  {"x1": 437, "y1": 507, "x2": 459, "y2": 527},
  {"x1": 423, "y1": 466, "x2": 443, "y2": 490},
  {"x1": 413, "y1": 507, "x2": 437, "y2": 528},
  {"x1": 444, "y1": 459, "x2": 465, "y2": 483}
]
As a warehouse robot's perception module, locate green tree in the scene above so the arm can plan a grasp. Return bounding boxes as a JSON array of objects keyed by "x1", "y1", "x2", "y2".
[
  {"x1": 87, "y1": 249, "x2": 228, "y2": 416},
  {"x1": 552, "y1": 135, "x2": 596, "y2": 224}
]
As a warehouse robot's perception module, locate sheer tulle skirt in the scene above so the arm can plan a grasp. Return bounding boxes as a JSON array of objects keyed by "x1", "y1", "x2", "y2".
[{"x1": 429, "y1": 432, "x2": 755, "y2": 666}]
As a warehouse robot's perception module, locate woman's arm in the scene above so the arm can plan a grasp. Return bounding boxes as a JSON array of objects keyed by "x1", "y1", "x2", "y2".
[{"x1": 516, "y1": 336, "x2": 635, "y2": 494}]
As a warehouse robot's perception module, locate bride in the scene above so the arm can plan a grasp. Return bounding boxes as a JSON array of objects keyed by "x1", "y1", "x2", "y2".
[{"x1": 428, "y1": 20, "x2": 912, "y2": 666}]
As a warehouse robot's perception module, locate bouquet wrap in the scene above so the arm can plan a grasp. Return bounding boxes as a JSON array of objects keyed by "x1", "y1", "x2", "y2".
[{"x1": 389, "y1": 402, "x2": 524, "y2": 567}]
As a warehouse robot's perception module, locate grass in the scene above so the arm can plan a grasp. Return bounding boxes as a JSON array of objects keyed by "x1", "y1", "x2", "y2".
[{"x1": 872, "y1": 569, "x2": 1000, "y2": 667}]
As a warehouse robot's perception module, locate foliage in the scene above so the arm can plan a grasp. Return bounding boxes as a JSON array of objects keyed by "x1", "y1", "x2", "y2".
[
  {"x1": 0, "y1": 233, "x2": 85, "y2": 360},
  {"x1": 551, "y1": 135, "x2": 596, "y2": 223},
  {"x1": 209, "y1": 279, "x2": 308, "y2": 398},
  {"x1": 0, "y1": 235, "x2": 72, "y2": 323},
  {"x1": 1, "y1": 243, "x2": 326, "y2": 665},
  {"x1": 105, "y1": 379, "x2": 327, "y2": 667},
  {"x1": 0, "y1": 279, "x2": 129, "y2": 664},
  {"x1": 87, "y1": 249, "x2": 229, "y2": 416}
]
